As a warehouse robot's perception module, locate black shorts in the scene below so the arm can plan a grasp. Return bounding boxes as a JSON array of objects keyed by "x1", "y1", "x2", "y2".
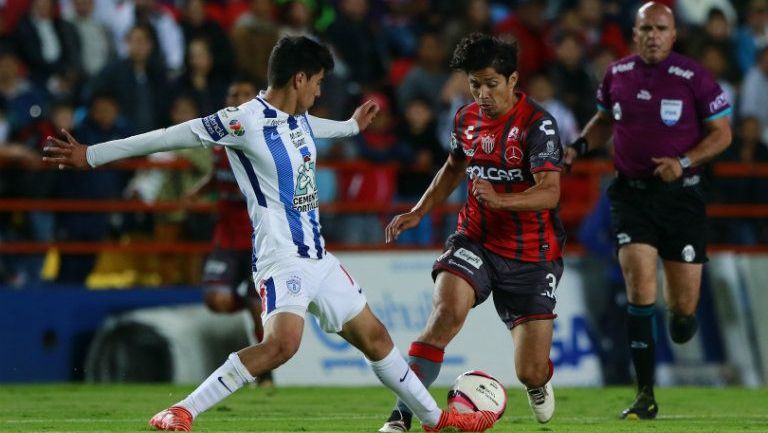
[
  {"x1": 607, "y1": 174, "x2": 708, "y2": 264},
  {"x1": 202, "y1": 248, "x2": 258, "y2": 301},
  {"x1": 432, "y1": 233, "x2": 563, "y2": 329}
]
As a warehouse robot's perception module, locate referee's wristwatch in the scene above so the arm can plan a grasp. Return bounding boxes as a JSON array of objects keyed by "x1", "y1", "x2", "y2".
[{"x1": 677, "y1": 154, "x2": 692, "y2": 170}]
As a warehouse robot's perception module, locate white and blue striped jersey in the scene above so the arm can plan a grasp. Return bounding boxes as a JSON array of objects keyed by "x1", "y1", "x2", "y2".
[{"x1": 188, "y1": 96, "x2": 357, "y2": 269}]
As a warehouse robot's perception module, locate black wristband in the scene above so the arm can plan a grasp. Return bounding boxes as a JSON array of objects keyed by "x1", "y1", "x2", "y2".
[{"x1": 569, "y1": 137, "x2": 589, "y2": 157}]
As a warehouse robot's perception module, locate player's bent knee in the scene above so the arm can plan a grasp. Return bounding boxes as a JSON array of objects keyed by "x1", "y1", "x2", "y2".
[
  {"x1": 516, "y1": 362, "x2": 549, "y2": 388},
  {"x1": 262, "y1": 337, "x2": 301, "y2": 366}
]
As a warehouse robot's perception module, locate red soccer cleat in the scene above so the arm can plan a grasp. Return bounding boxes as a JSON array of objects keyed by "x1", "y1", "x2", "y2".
[
  {"x1": 148, "y1": 406, "x2": 193, "y2": 431},
  {"x1": 422, "y1": 408, "x2": 498, "y2": 432}
]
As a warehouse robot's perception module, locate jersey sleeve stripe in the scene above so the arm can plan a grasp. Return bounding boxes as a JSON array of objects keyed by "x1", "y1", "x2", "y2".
[
  {"x1": 704, "y1": 106, "x2": 732, "y2": 122},
  {"x1": 263, "y1": 126, "x2": 311, "y2": 258},
  {"x1": 233, "y1": 149, "x2": 268, "y2": 207}
]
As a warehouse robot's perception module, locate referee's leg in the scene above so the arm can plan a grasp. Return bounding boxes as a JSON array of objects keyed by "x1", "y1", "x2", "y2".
[
  {"x1": 618, "y1": 244, "x2": 660, "y2": 419},
  {"x1": 661, "y1": 260, "x2": 702, "y2": 343}
]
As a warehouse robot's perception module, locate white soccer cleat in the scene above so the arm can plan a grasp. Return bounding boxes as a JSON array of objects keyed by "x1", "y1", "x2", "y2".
[
  {"x1": 526, "y1": 381, "x2": 555, "y2": 423},
  {"x1": 379, "y1": 420, "x2": 409, "y2": 432}
]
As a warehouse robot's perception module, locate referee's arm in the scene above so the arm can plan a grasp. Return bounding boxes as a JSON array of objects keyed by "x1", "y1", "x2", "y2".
[
  {"x1": 652, "y1": 116, "x2": 731, "y2": 182},
  {"x1": 563, "y1": 110, "x2": 613, "y2": 166}
]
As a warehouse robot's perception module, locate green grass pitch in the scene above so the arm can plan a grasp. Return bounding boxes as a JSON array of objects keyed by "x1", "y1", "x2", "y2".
[{"x1": 1, "y1": 385, "x2": 766, "y2": 432}]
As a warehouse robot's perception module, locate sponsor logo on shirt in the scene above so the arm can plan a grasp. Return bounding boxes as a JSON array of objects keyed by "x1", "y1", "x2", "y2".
[
  {"x1": 264, "y1": 118, "x2": 287, "y2": 127},
  {"x1": 612, "y1": 102, "x2": 622, "y2": 121},
  {"x1": 660, "y1": 99, "x2": 683, "y2": 126},
  {"x1": 289, "y1": 129, "x2": 306, "y2": 148},
  {"x1": 450, "y1": 132, "x2": 459, "y2": 152},
  {"x1": 454, "y1": 247, "x2": 483, "y2": 269},
  {"x1": 293, "y1": 159, "x2": 319, "y2": 212},
  {"x1": 504, "y1": 145, "x2": 523, "y2": 165},
  {"x1": 202, "y1": 113, "x2": 228, "y2": 141},
  {"x1": 467, "y1": 165, "x2": 524, "y2": 182},
  {"x1": 668, "y1": 66, "x2": 694, "y2": 79},
  {"x1": 709, "y1": 92, "x2": 729, "y2": 113},
  {"x1": 537, "y1": 140, "x2": 561, "y2": 159},
  {"x1": 507, "y1": 126, "x2": 520, "y2": 142},
  {"x1": 612, "y1": 61, "x2": 635, "y2": 74},
  {"x1": 636, "y1": 89, "x2": 652, "y2": 100}
]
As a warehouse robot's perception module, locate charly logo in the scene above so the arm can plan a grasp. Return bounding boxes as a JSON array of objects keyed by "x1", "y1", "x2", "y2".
[
  {"x1": 286, "y1": 275, "x2": 302, "y2": 294},
  {"x1": 682, "y1": 245, "x2": 696, "y2": 262},
  {"x1": 617, "y1": 232, "x2": 631, "y2": 245}
]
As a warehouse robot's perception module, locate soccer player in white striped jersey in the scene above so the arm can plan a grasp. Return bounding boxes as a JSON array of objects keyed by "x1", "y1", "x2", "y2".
[{"x1": 43, "y1": 36, "x2": 497, "y2": 432}]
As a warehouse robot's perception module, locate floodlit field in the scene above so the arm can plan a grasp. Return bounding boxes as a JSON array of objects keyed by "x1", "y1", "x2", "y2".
[{"x1": 0, "y1": 385, "x2": 766, "y2": 432}]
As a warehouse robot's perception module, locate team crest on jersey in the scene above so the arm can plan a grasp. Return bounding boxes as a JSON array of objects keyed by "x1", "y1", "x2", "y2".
[
  {"x1": 286, "y1": 275, "x2": 302, "y2": 294},
  {"x1": 505, "y1": 145, "x2": 523, "y2": 165},
  {"x1": 661, "y1": 99, "x2": 683, "y2": 126},
  {"x1": 228, "y1": 119, "x2": 245, "y2": 136},
  {"x1": 481, "y1": 134, "x2": 495, "y2": 154},
  {"x1": 293, "y1": 160, "x2": 318, "y2": 212}
]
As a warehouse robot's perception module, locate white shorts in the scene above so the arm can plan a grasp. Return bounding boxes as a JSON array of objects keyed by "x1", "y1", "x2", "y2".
[{"x1": 253, "y1": 252, "x2": 367, "y2": 333}]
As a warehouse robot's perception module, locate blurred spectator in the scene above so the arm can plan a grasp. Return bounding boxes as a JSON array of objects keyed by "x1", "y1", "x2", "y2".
[
  {"x1": 436, "y1": 70, "x2": 473, "y2": 151},
  {"x1": 734, "y1": 0, "x2": 768, "y2": 73},
  {"x1": 67, "y1": 0, "x2": 113, "y2": 79},
  {"x1": 173, "y1": 38, "x2": 228, "y2": 115},
  {"x1": 394, "y1": 97, "x2": 444, "y2": 245},
  {"x1": 232, "y1": 0, "x2": 279, "y2": 85},
  {"x1": 91, "y1": 24, "x2": 169, "y2": 133},
  {"x1": 574, "y1": 0, "x2": 631, "y2": 58},
  {"x1": 494, "y1": 0, "x2": 553, "y2": 84},
  {"x1": 686, "y1": 8, "x2": 740, "y2": 83},
  {"x1": 588, "y1": 44, "x2": 618, "y2": 85},
  {"x1": 676, "y1": 0, "x2": 737, "y2": 27},
  {"x1": 740, "y1": 47, "x2": 768, "y2": 142},
  {"x1": 355, "y1": 91, "x2": 402, "y2": 162},
  {"x1": 380, "y1": 0, "x2": 420, "y2": 59},
  {"x1": 396, "y1": 32, "x2": 449, "y2": 116},
  {"x1": 108, "y1": 0, "x2": 185, "y2": 73},
  {"x1": 277, "y1": 0, "x2": 315, "y2": 38},
  {"x1": 14, "y1": 0, "x2": 81, "y2": 91},
  {"x1": 441, "y1": 0, "x2": 493, "y2": 56},
  {"x1": 325, "y1": 0, "x2": 388, "y2": 94},
  {"x1": 0, "y1": 49, "x2": 49, "y2": 134},
  {"x1": 527, "y1": 74, "x2": 579, "y2": 145},
  {"x1": 179, "y1": 0, "x2": 234, "y2": 79},
  {"x1": 53, "y1": 93, "x2": 130, "y2": 283},
  {"x1": 547, "y1": 32, "x2": 595, "y2": 127}
]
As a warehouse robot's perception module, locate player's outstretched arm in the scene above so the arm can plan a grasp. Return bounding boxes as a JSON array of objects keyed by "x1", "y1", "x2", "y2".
[
  {"x1": 306, "y1": 100, "x2": 379, "y2": 138},
  {"x1": 385, "y1": 153, "x2": 468, "y2": 243}
]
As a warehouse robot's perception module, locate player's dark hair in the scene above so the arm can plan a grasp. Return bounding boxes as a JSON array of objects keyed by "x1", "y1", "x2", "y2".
[
  {"x1": 267, "y1": 36, "x2": 334, "y2": 87},
  {"x1": 449, "y1": 33, "x2": 518, "y2": 78}
]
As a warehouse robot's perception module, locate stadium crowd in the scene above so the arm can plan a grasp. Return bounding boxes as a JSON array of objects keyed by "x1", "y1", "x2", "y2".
[{"x1": 1, "y1": 0, "x2": 767, "y2": 287}]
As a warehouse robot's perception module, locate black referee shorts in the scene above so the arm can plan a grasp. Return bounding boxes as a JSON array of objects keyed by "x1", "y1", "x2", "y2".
[
  {"x1": 432, "y1": 233, "x2": 563, "y2": 329},
  {"x1": 607, "y1": 174, "x2": 708, "y2": 264}
]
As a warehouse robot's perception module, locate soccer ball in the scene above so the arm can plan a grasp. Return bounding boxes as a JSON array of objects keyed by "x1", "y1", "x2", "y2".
[{"x1": 447, "y1": 370, "x2": 507, "y2": 418}]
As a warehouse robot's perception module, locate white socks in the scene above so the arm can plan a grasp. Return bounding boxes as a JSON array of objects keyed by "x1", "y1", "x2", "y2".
[
  {"x1": 178, "y1": 353, "x2": 255, "y2": 418},
  {"x1": 366, "y1": 346, "x2": 442, "y2": 426}
]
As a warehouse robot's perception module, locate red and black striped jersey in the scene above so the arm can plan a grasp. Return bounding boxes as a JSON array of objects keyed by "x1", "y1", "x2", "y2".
[
  {"x1": 450, "y1": 92, "x2": 566, "y2": 262},
  {"x1": 212, "y1": 145, "x2": 252, "y2": 250}
]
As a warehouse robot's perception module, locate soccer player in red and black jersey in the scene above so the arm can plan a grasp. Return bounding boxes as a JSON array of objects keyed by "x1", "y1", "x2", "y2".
[
  {"x1": 189, "y1": 79, "x2": 274, "y2": 387},
  {"x1": 379, "y1": 33, "x2": 564, "y2": 432}
]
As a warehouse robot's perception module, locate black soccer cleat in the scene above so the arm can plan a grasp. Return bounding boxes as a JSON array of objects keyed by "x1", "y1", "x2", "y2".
[
  {"x1": 379, "y1": 409, "x2": 413, "y2": 432},
  {"x1": 620, "y1": 389, "x2": 658, "y2": 420},
  {"x1": 669, "y1": 313, "x2": 698, "y2": 344}
]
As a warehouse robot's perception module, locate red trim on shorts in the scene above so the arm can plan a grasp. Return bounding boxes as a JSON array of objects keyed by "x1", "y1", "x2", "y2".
[
  {"x1": 339, "y1": 264, "x2": 355, "y2": 286},
  {"x1": 511, "y1": 313, "x2": 557, "y2": 328},
  {"x1": 409, "y1": 342, "x2": 445, "y2": 363},
  {"x1": 432, "y1": 264, "x2": 481, "y2": 298}
]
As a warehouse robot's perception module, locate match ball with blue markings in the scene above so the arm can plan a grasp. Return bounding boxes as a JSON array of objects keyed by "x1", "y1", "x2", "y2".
[{"x1": 447, "y1": 370, "x2": 507, "y2": 418}]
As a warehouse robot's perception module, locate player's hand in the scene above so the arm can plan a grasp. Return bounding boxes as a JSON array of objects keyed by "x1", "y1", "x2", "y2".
[
  {"x1": 471, "y1": 175, "x2": 501, "y2": 209},
  {"x1": 352, "y1": 99, "x2": 380, "y2": 132},
  {"x1": 651, "y1": 156, "x2": 683, "y2": 182},
  {"x1": 385, "y1": 211, "x2": 423, "y2": 243},
  {"x1": 562, "y1": 146, "x2": 578, "y2": 172},
  {"x1": 42, "y1": 129, "x2": 90, "y2": 170}
]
